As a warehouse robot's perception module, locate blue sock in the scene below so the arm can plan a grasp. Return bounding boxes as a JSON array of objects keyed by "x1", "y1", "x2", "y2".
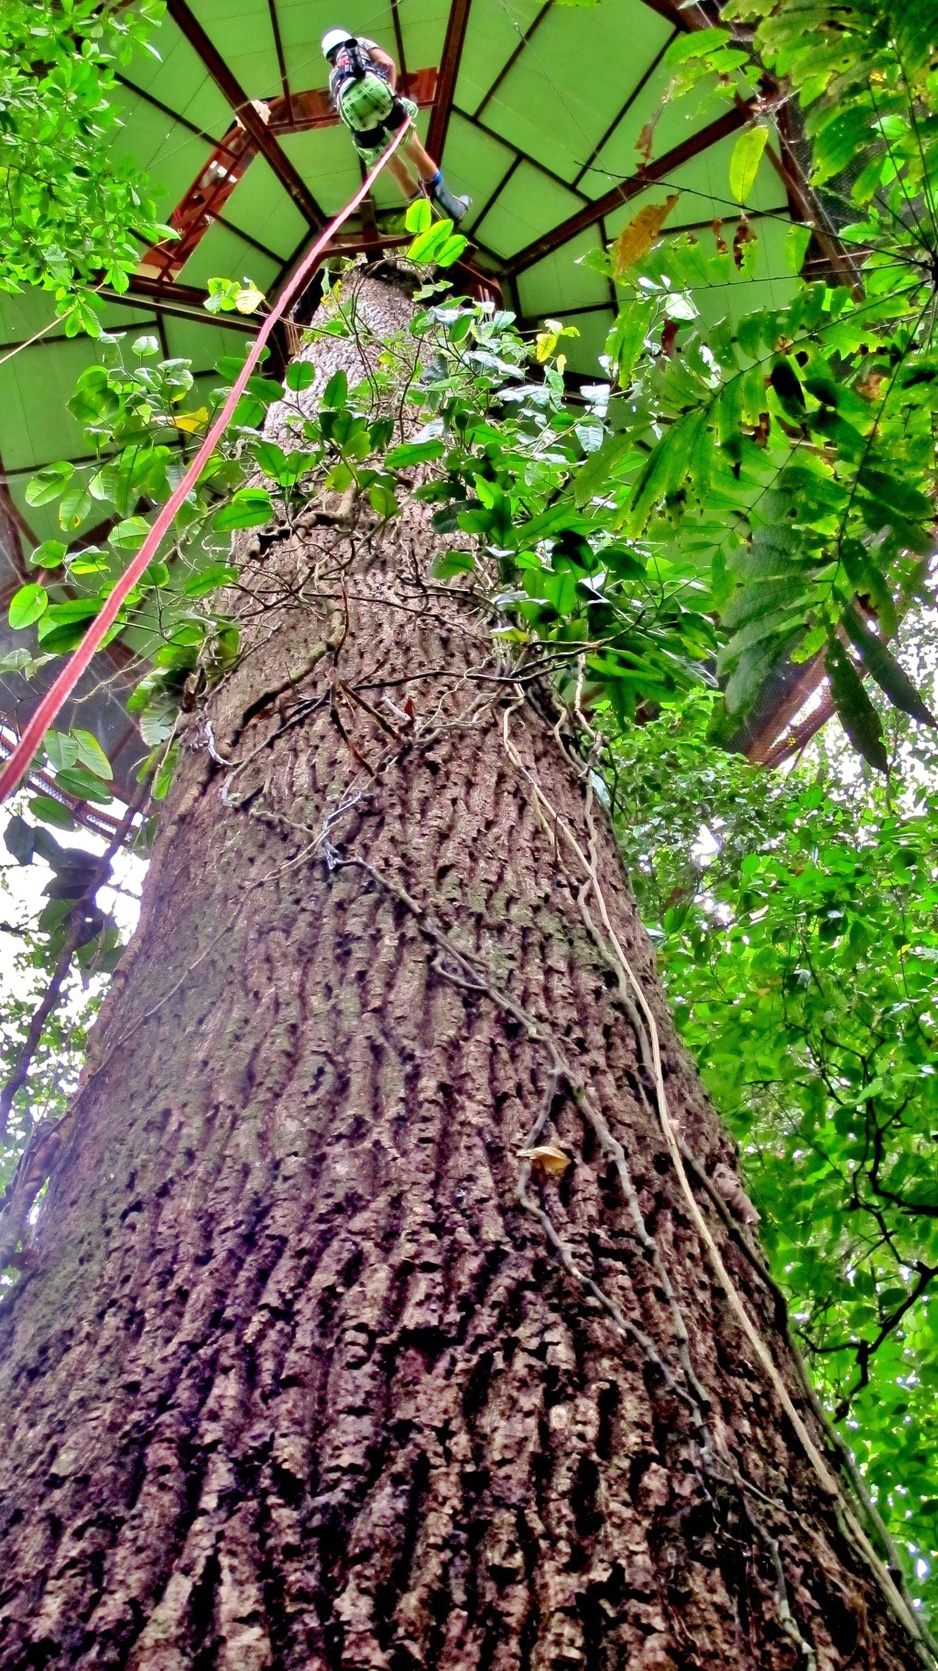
[{"x1": 428, "y1": 169, "x2": 441, "y2": 188}]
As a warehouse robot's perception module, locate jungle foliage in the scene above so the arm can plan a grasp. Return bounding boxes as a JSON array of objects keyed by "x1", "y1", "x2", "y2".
[
  {"x1": 612, "y1": 682, "x2": 938, "y2": 1612},
  {"x1": 0, "y1": 0, "x2": 937, "y2": 1623},
  {"x1": 0, "y1": 0, "x2": 168, "y2": 334}
]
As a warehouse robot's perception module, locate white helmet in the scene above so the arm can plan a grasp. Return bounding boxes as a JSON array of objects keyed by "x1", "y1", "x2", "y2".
[{"x1": 322, "y1": 28, "x2": 353, "y2": 60}]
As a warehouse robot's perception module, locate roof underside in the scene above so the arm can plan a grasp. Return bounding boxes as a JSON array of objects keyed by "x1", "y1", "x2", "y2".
[{"x1": 0, "y1": 0, "x2": 801, "y2": 797}]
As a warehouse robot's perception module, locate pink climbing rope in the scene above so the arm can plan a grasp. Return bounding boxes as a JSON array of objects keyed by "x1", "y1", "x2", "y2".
[{"x1": 0, "y1": 118, "x2": 415, "y2": 804}]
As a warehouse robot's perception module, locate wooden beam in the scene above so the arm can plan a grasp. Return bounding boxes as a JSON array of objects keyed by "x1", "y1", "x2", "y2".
[
  {"x1": 426, "y1": 0, "x2": 474, "y2": 159},
  {"x1": 101, "y1": 281, "x2": 259, "y2": 333},
  {"x1": 470, "y1": 156, "x2": 523, "y2": 239},
  {"x1": 454, "y1": 105, "x2": 590, "y2": 202},
  {"x1": 165, "y1": 0, "x2": 325, "y2": 226},
  {"x1": 634, "y1": 0, "x2": 712, "y2": 30},
  {"x1": 505, "y1": 101, "x2": 757, "y2": 275},
  {"x1": 114, "y1": 71, "x2": 229, "y2": 150},
  {"x1": 389, "y1": 0, "x2": 409, "y2": 81},
  {"x1": 266, "y1": 0, "x2": 293, "y2": 121},
  {"x1": 571, "y1": 31, "x2": 679, "y2": 189},
  {"x1": 473, "y1": 0, "x2": 553, "y2": 120}
]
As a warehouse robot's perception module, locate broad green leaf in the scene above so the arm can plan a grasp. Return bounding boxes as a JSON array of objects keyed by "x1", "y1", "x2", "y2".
[
  {"x1": 385, "y1": 440, "x2": 446, "y2": 468},
  {"x1": 212, "y1": 488, "x2": 273, "y2": 532},
  {"x1": 54, "y1": 765, "x2": 113, "y2": 805},
  {"x1": 28, "y1": 796, "x2": 75, "y2": 831},
  {"x1": 729, "y1": 125, "x2": 769, "y2": 204},
  {"x1": 408, "y1": 220, "x2": 458, "y2": 266},
  {"x1": 184, "y1": 564, "x2": 239, "y2": 598},
  {"x1": 785, "y1": 223, "x2": 813, "y2": 274},
  {"x1": 574, "y1": 431, "x2": 634, "y2": 507},
  {"x1": 405, "y1": 196, "x2": 433, "y2": 234},
  {"x1": 285, "y1": 360, "x2": 315, "y2": 392},
  {"x1": 369, "y1": 483, "x2": 399, "y2": 518},
  {"x1": 843, "y1": 607, "x2": 936, "y2": 728},
  {"x1": 4, "y1": 813, "x2": 34, "y2": 865},
  {"x1": 435, "y1": 233, "x2": 469, "y2": 268},
  {"x1": 72, "y1": 728, "x2": 113, "y2": 780},
  {"x1": 9, "y1": 583, "x2": 48, "y2": 630},
  {"x1": 323, "y1": 370, "x2": 348, "y2": 409},
  {"x1": 109, "y1": 516, "x2": 151, "y2": 550},
  {"x1": 432, "y1": 550, "x2": 474, "y2": 579},
  {"x1": 24, "y1": 461, "x2": 74, "y2": 507},
  {"x1": 826, "y1": 641, "x2": 889, "y2": 774},
  {"x1": 29, "y1": 540, "x2": 67, "y2": 569},
  {"x1": 44, "y1": 730, "x2": 78, "y2": 771}
]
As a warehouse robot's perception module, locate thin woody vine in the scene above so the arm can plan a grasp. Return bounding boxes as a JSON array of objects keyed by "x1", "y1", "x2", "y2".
[{"x1": 1, "y1": 0, "x2": 938, "y2": 1636}]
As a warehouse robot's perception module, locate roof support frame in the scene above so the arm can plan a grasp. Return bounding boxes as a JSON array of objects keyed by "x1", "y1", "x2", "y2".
[
  {"x1": 454, "y1": 105, "x2": 591, "y2": 203},
  {"x1": 505, "y1": 100, "x2": 757, "y2": 274},
  {"x1": 426, "y1": 0, "x2": 474, "y2": 159},
  {"x1": 101, "y1": 281, "x2": 260, "y2": 333},
  {"x1": 165, "y1": 0, "x2": 325, "y2": 227},
  {"x1": 266, "y1": 0, "x2": 293, "y2": 121},
  {"x1": 571, "y1": 29, "x2": 679, "y2": 189},
  {"x1": 473, "y1": 0, "x2": 553, "y2": 121},
  {"x1": 389, "y1": 0, "x2": 409, "y2": 81},
  {"x1": 115, "y1": 72, "x2": 229, "y2": 151},
  {"x1": 469, "y1": 155, "x2": 524, "y2": 241}
]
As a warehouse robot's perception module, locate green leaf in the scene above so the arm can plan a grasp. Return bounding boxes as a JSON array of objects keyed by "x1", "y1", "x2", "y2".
[
  {"x1": 405, "y1": 196, "x2": 433, "y2": 234},
  {"x1": 729, "y1": 125, "x2": 769, "y2": 204},
  {"x1": 4, "y1": 813, "x2": 34, "y2": 865},
  {"x1": 432, "y1": 550, "x2": 475, "y2": 579},
  {"x1": 54, "y1": 765, "x2": 113, "y2": 804},
  {"x1": 72, "y1": 728, "x2": 113, "y2": 780},
  {"x1": 408, "y1": 220, "x2": 457, "y2": 266},
  {"x1": 58, "y1": 485, "x2": 93, "y2": 532},
  {"x1": 323, "y1": 370, "x2": 348, "y2": 409},
  {"x1": 8, "y1": 583, "x2": 48, "y2": 630},
  {"x1": 24, "y1": 461, "x2": 74, "y2": 507},
  {"x1": 826, "y1": 640, "x2": 889, "y2": 773},
  {"x1": 29, "y1": 539, "x2": 67, "y2": 569},
  {"x1": 369, "y1": 483, "x2": 399, "y2": 518},
  {"x1": 843, "y1": 608, "x2": 936, "y2": 728},
  {"x1": 44, "y1": 730, "x2": 78, "y2": 771},
  {"x1": 28, "y1": 795, "x2": 75, "y2": 831},
  {"x1": 856, "y1": 468, "x2": 932, "y2": 525},
  {"x1": 786, "y1": 224, "x2": 813, "y2": 275},
  {"x1": 385, "y1": 440, "x2": 446, "y2": 468},
  {"x1": 285, "y1": 359, "x2": 315, "y2": 392},
  {"x1": 109, "y1": 516, "x2": 151, "y2": 550},
  {"x1": 627, "y1": 410, "x2": 706, "y2": 532},
  {"x1": 212, "y1": 488, "x2": 273, "y2": 531},
  {"x1": 184, "y1": 564, "x2": 238, "y2": 598},
  {"x1": 435, "y1": 233, "x2": 469, "y2": 269},
  {"x1": 574, "y1": 431, "x2": 633, "y2": 507}
]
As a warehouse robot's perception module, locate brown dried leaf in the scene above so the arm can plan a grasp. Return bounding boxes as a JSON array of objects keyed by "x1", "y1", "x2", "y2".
[
  {"x1": 733, "y1": 212, "x2": 757, "y2": 270},
  {"x1": 635, "y1": 115, "x2": 660, "y2": 171},
  {"x1": 612, "y1": 195, "x2": 680, "y2": 276},
  {"x1": 518, "y1": 1144, "x2": 572, "y2": 1176},
  {"x1": 712, "y1": 217, "x2": 728, "y2": 255},
  {"x1": 856, "y1": 367, "x2": 886, "y2": 401}
]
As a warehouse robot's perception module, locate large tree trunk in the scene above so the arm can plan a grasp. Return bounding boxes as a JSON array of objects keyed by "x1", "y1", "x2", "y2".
[{"x1": 0, "y1": 275, "x2": 924, "y2": 1670}]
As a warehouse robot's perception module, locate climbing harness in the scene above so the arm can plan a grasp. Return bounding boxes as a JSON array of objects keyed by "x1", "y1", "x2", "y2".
[
  {"x1": 327, "y1": 39, "x2": 416, "y2": 162},
  {"x1": 0, "y1": 117, "x2": 415, "y2": 805}
]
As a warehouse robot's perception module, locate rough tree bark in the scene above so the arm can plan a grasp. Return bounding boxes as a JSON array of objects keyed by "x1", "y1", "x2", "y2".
[{"x1": 0, "y1": 275, "x2": 926, "y2": 1671}]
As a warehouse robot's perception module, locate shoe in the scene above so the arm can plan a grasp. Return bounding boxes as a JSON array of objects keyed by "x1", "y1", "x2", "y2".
[{"x1": 429, "y1": 178, "x2": 470, "y2": 222}]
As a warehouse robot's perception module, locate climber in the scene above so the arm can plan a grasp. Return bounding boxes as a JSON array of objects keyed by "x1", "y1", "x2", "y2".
[{"x1": 321, "y1": 30, "x2": 470, "y2": 222}]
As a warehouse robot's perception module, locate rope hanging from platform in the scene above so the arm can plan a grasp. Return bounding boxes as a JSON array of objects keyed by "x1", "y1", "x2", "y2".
[{"x1": 0, "y1": 117, "x2": 414, "y2": 807}]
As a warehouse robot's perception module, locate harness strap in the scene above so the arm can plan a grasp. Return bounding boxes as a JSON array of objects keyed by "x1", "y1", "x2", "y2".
[{"x1": 352, "y1": 99, "x2": 408, "y2": 150}]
